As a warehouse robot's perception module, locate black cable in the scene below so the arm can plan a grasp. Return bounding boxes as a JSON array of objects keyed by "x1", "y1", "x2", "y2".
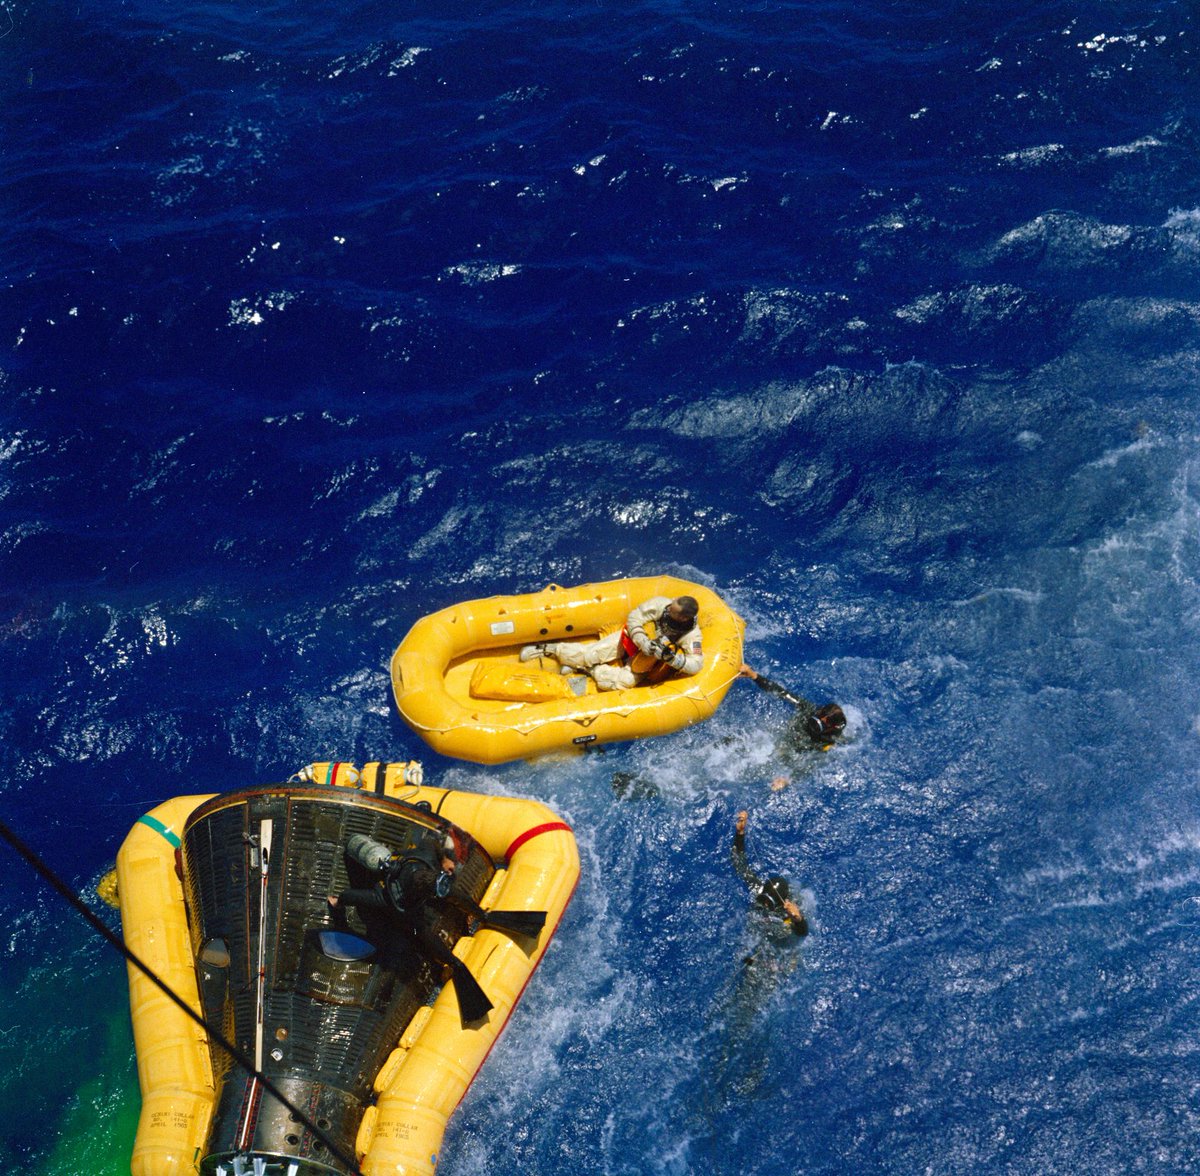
[{"x1": 0, "y1": 817, "x2": 367, "y2": 1176}]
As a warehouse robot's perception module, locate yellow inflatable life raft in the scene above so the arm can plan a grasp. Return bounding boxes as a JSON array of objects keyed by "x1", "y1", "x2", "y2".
[
  {"x1": 117, "y1": 761, "x2": 579, "y2": 1176},
  {"x1": 390, "y1": 575, "x2": 745, "y2": 764}
]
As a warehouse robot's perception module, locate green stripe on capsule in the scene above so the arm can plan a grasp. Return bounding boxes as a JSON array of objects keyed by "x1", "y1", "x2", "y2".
[{"x1": 136, "y1": 814, "x2": 181, "y2": 848}]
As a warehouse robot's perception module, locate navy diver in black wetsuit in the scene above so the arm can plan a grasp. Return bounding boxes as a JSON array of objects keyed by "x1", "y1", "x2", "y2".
[
  {"x1": 732, "y1": 809, "x2": 807, "y2": 939},
  {"x1": 739, "y1": 664, "x2": 846, "y2": 791},
  {"x1": 330, "y1": 829, "x2": 545, "y2": 1024},
  {"x1": 707, "y1": 810, "x2": 811, "y2": 1102},
  {"x1": 611, "y1": 669, "x2": 846, "y2": 802}
]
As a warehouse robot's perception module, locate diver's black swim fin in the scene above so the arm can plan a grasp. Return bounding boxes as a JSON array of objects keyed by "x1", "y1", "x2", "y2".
[{"x1": 449, "y1": 958, "x2": 493, "y2": 1024}]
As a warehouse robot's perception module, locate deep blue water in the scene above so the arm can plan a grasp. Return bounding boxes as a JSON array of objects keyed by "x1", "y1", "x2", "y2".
[{"x1": 2, "y1": 1, "x2": 1199, "y2": 1172}]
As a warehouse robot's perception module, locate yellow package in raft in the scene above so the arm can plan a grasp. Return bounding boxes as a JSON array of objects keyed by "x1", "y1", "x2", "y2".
[{"x1": 469, "y1": 660, "x2": 582, "y2": 703}]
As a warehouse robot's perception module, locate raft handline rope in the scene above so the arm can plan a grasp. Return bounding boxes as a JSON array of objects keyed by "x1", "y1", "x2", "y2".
[{"x1": 0, "y1": 816, "x2": 367, "y2": 1176}]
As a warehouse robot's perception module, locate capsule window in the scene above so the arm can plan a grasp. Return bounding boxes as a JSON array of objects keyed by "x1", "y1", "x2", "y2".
[{"x1": 198, "y1": 938, "x2": 230, "y2": 968}]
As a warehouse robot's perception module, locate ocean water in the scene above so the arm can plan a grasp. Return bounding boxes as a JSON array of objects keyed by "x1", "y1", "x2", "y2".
[{"x1": 2, "y1": 0, "x2": 1199, "y2": 1173}]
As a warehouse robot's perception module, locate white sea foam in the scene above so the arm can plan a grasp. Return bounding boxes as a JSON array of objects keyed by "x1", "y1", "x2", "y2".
[
  {"x1": 357, "y1": 488, "x2": 401, "y2": 520},
  {"x1": 152, "y1": 154, "x2": 207, "y2": 206},
  {"x1": 0, "y1": 431, "x2": 26, "y2": 463},
  {"x1": 132, "y1": 434, "x2": 192, "y2": 494},
  {"x1": 387, "y1": 46, "x2": 429, "y2": 74},
  {"x1": 1019, "y1": 213, "x2": 1120, "y2": 251},
  {"x1": 952, "y1": 587, "x2": 1042, "y2": 607},
  {"x1": 820, "y1": 110, "x2": 855, "y2": 130},
  {"x1": 998, "y1": 143, "x2": 1065, "y2": 167},
  {"x1": 1165, "y1": 207, "x2": 1200, "y2": 254},
  {"x1": 1014, "y1": 819, "x2": 1200, "y2": 921},
  {"x1": 228, "y1": 291, "x2": 297, "y2": 326},
  {"x1": 1085, "y1": 433, "x2": 1160, "y2": 469},
  {"x1": 610, "y1": 498, "x2": 666, "y2": 526},
  {"x1": 327, "y1": 44, "x2": 385, "y2": 80},
  {"x1": 140, "y1": 611, "x2": 170, "y2": 649},
  {"x1": 1077, "y1": 32, "x2": 1166, "y2": 54},
  {"x1": 1100, "y1": 136, "x2": 1163, "y2": 158},
  {"x1": 239, "y1": 240, "x2": 283, "y2": 267},
  {"x1": 444, "y1": 260, "x2": 522, "y2": 284}
]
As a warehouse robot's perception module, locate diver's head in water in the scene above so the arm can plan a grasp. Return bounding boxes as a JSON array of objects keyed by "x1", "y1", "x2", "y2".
[
  {"x1": 759, "y1": 875, "x2": 808, "y2": 936},
  {"x1": 805, "y1": 703, "x2": 846, "y2": 745},
  {"x1": 761, "y1": 875, "x2": 790, "y2": 909}
]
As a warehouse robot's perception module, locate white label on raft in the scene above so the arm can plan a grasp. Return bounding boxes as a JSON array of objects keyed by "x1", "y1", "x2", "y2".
[{"x1": 490, "y1": 620, "x2": 516, "y2": 635}]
